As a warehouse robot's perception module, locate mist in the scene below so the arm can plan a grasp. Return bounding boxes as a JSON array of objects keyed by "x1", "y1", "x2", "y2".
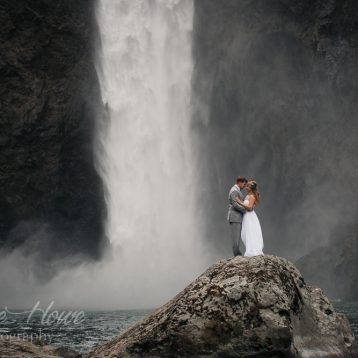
[
  {"x1": 1, "y1": 0, "x2": 357, "y2": 309},
  {"x1": 190, "y1": 0, "x2": 358, "y2": 262},
  {"x1": 0, "y1": 0, "x2": 218, "y2": 310},
  {"x1": 0, "y1": 244, "x2": 212, "y2": 310}
]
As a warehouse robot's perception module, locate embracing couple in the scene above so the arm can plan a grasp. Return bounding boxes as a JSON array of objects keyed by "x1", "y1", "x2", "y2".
[{"x1": 227, "y1": 176, "x2": 264, "y2": 257}]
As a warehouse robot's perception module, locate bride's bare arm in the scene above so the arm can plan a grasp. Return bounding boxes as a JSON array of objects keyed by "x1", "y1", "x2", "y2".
[{"x1": 236, "y1": 195, "x2": 255, "y2": 210}]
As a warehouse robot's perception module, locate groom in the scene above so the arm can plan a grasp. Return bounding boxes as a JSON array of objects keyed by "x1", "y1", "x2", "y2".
[{"x1": 227, "y1": 176, "x2": 248, "y2": 256}]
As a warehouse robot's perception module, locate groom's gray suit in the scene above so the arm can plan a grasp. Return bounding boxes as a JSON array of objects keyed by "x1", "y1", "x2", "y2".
[{"x1": 227, "y1": 184, "x2": 246, "y2": 256}]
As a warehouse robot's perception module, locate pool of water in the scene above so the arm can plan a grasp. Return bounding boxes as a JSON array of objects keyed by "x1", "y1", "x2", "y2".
[
  {"x1": 333, "y1": 301, "x2": 358, "y2": 339},
  {"x1": 0, "y1": 309, "x2": 153, "y2": 354}
]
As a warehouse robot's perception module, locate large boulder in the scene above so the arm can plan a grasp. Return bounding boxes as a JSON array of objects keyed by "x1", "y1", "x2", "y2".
[{"x1": 89, "y1": 255, "x2": 357, "y2": 357}]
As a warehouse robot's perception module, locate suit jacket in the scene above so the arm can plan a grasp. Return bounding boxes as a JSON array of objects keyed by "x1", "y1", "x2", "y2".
[{"x1": 227, "y1": 184, "x2": 246, "y2": 223}]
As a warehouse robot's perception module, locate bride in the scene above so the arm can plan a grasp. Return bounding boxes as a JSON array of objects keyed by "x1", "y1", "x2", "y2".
[{"x1": 236, "y1": 180, "x2": 264, "y2": 257}]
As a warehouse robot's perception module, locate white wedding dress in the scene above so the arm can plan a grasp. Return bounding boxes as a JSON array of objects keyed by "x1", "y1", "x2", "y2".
[{"x1": 241, "y1": 198, "x2": 264, "y2": 257}]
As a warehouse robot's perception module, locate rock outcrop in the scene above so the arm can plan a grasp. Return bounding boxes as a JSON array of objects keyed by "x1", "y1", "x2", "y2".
[
  {"x1": 0, "y1": 0, "x2": 107, "y2": 277},
  {"x1": 89, "y1": 255, "x2": 358, "y2": 357}
]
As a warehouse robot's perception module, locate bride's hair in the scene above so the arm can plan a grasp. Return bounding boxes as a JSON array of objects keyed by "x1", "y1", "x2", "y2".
[{"x1": 248, "y1": 180, "x2": 260, "y2": 204}]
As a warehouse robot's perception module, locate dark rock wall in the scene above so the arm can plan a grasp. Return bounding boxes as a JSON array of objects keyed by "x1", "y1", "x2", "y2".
[
  {"x1": 0, "y1": 0, "x2": 107, "y2": 278},
  {"x1": 192, "y1": 0, "x2": 358, "y2": 297},
  {"x1": 297, "y1": 223, "x2": 358, "y2": 300}
]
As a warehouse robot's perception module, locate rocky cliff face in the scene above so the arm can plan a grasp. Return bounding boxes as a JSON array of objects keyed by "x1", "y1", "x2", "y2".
[
  {"x1": 88, "y1": 255, "x2": 357, "y2": 357},
  {"x1": 0, "y1": 0, "x2": 107, "y2": 278},
  {"x1": 297, "y1": 224, "x2": 358, "y2": 301},
  {"x1": 191, "y1": 0, "x2": 358, "y2": 296}
]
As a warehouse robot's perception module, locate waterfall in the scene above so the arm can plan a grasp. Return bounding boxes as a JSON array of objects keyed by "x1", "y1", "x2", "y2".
[{"x1": 94, "y1": 0, "x2": 210, "y2": 306}]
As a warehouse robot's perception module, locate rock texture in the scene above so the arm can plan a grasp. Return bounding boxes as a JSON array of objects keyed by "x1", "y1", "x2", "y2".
[
  {"x1": 191, "y1": 0, "x2": 358, "y2": 281},
  {"x1": 0, "y1": 337, "x2": 81, "y2": 358},
  {"x1": 0, "y1": 0, "x2": 107, "y2": 277},
  {"x1": 89, "y1": 255, "x2": 358, "y2": 357}
]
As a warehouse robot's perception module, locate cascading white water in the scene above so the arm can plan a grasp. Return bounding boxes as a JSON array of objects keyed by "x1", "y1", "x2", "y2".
[
  {"x1": 0, "y1": 0, "x2": 216, "y2": 311},
  {"x1": 94, "y1": 0, "x2": 211, "y2": 306}
]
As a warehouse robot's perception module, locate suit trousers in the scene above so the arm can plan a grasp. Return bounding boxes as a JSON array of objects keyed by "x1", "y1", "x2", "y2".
[{"x1": 229, "y1": 222, "x2": 244, "y2": 256}]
